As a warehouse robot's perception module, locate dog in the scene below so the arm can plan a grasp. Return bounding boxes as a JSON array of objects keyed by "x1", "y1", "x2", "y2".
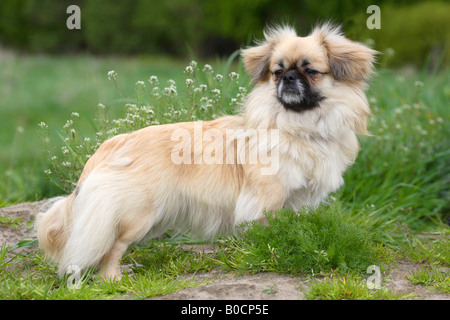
[{"x1": 36, "y1": 23, "x2": 376, "y2": 280}]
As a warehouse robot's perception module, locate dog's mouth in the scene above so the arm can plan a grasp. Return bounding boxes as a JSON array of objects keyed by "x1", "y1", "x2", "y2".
[
  {"x1": 277, "y1": 82, "x2": 324, "y2": 112},
  {"x1": 276, "y1": 70, "x2": 325, "y2": 113}
]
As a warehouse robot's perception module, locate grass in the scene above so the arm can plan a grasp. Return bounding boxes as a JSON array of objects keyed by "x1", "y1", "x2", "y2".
[
  {"x1": 303, "y1": 274, "x2": 415, "y2": 300},
  {"x1": 406, "y1": 266, "x2": 450, "y2": 294},
  {"x1": 0, "y1": 242, "x2": 213, "y2": 299},
  {"x1": 217, "y1": 208, "x2": 377, "y2": 275},
  {"x1": 0, "y1": 52, "x2": 449, "y2": 299}
]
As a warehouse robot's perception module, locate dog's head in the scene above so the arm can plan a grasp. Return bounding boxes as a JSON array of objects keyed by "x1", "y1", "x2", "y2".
[{"x1": 242, "y1": 23, "x2": 377, "y2": 113}]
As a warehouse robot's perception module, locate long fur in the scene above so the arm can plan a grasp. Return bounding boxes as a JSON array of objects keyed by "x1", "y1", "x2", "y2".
[{"x1": 36, "y1": 23, "x2": 376, "y2": 279}]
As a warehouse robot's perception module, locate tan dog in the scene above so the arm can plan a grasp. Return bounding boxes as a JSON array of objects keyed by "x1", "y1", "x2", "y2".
[{"x1": 36, "y1": 23, "x2": 376, "y2": 280}]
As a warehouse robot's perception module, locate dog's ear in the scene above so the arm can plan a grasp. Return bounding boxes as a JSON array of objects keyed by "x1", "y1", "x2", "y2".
[
  {"x1": 242, "y1": 25, "x2": 297, "y2": 83},
  {"x1": 241, "y1": 42, "x2": 272, "y2": 83},
  {"x1": 312, "y1": 23, "x2": 378, "y2": 82}
]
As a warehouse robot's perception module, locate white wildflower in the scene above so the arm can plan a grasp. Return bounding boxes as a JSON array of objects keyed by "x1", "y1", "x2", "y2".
[
  {"x1": 107, "y1": 128, "x2": 118, "y2": 135},
  {"x1": 125, "y1": 103, "x2": 137, "y2": 112},
  {"x1": 71, "y1": 112, "x2": 80, "y2": 118},
  {"x1": 63, "y1": 120, "x2": 73, "y2": 128},
  {"x1": 164, "y1": 86, "x2": 177, "y2": 96},
  {"x1": 185, "y1": 65, "x2": 194, "y2": 74},
  {"x1": 202, "y1": 64, "x2": 213, "y2": 73},
  {"x1": 185, "y1": 78, "x2": 194, "y2": 87},
  {"x1": 229, "y1": 72, "x2": 239, "y2": 80},
  {"x1": 414, "y1": 80, "x2": 424, "y2": 87},
  {"x1": 135, "y1": 80, "x2": 145, "y2": 87},
  {"x1": 38, "y1": 122, "x2": 48, "y2": 129},
  {"x1": 107, "y1": 70, "x2": 117, "y2": 81},
  {"x1": 149, "y1": 75, "x2": 159, "y2": 85},
  {"x1": 152, "y1": 87, "x2": 160, "y2": 97},
  {"x1": 215, "y1": 74, "x2": 223, "y2": 82}
]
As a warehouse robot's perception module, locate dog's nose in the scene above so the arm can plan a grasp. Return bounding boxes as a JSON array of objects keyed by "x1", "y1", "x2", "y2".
[{"x1": 282, "y1": 70, "x2": 300, "y2": 83}]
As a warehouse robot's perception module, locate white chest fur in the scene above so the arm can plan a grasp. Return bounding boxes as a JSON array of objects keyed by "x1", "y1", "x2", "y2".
[{"x1": 278, "y1": 128, "x2": 357, "y2": 209}]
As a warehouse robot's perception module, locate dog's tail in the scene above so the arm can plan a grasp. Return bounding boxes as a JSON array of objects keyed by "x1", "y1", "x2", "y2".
[
  {"x1": 60, "y1": 185, "x2": 118, "y2": 277},
  {"x1": 36, "y1": 194, "x2": 76, "y2": 266},
  {"x1": 37, "y1": 178, "x2": 124, "y2": 277}
]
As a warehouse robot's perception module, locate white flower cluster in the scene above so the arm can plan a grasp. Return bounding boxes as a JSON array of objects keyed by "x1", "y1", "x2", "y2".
[{"x1": 107, "y1": 70, "x2": 117, "y2": 81}]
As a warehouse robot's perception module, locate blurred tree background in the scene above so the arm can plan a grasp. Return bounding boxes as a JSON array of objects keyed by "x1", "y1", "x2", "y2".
[{"x1": 0, "y1": 0, "x2": 448, "y2": 68}]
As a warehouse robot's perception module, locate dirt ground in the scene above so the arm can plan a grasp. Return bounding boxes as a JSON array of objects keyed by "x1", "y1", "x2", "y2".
[{"x1": 1, "y1": 199, "x2": 449, "y2": 300}]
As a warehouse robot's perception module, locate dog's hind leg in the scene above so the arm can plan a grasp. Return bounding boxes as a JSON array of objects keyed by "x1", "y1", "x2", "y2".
[
  {"x1": 98, "y1": 207, "x2": 157, "y2": 280},
  {"x1": 99, "y1": 240, "x2": 129, "y2": 280}
]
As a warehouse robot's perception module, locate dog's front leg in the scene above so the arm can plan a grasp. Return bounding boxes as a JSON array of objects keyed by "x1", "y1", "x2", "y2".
[{"x1": 233, "y1": 177, "x2": 286, "y2": 226}]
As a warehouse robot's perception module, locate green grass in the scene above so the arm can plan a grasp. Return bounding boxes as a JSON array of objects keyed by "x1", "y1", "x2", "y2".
[
  {"x1": 303, "y1": 274, "x2": 415, "y2": 300},
  {"x1": 0, "y1": 53, "x2": 449, "y2": 299},
  {"x1": 217, "y1": 208, "x2": 377, "y2": 275},
  {"x1": 0, "y1": 241, "x2": 214, "y2": 299},
  {"x1": 406, "y1": 266, "x2": 450, "y2": 294}
]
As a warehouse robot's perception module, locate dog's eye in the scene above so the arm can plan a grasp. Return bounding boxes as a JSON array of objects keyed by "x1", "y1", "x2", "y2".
[
  {"x1": 274, "y1": 70, "x2": 283, "y2": 77},
  {"x1": 305, "y1": 68, "x2": 319, "y2": 77}
]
